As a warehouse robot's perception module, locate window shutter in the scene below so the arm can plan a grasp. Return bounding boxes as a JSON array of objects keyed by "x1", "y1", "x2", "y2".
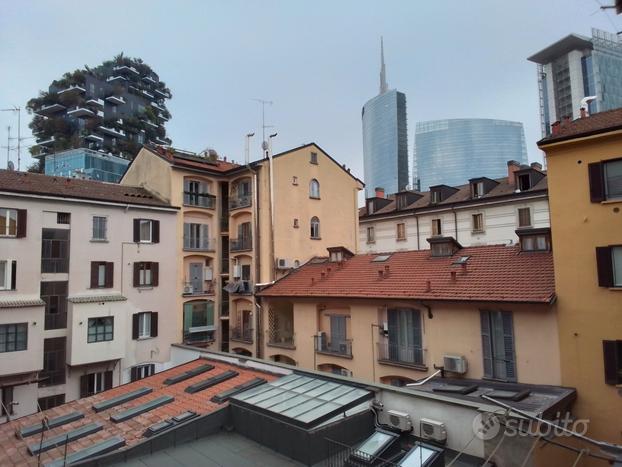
[
  {"x1": 595, "y1": 247, "x2": 614, "y2": 288},
  {"x1": 151, "y1": 262, "x2": 159, "y2": 287},
  {"x1": 150, "y1": 312, "x2": 158, "y2": 338},
  {"x1": 200, "y1": 224, "x2": 209, "y2": 244},
  {"x1": 588, "y1": 162, "x2": 605, "y2": 203},
  {"x1": 480, "y1": 311, "x2": 493, "y2": 378},
  {"x1": 152, "y1": 221, "x2": 160, "y2": 243},
  {"x1": 104, "y1": 370, "x2": 113, "y2": 390},
  {"x1": 90, "y1": 262, "x2": 98, "y2": 288},
  {"x1": 10, "y1": 261, "x2": 16, "y2": 290},
  {"x1": 130, "y1": 366, "x2": 138, "y2": 382},
  {"x1": 105, "y1": 262, "x2": 114, "y2": 288},
  {"x1": 133, "y1": 262, "x2": 140, "y2": 287},
  {"x1": 79, "y1": 375, "x2": 89, "y2": 398},
  {"x1": 133, "y1": 219, "x2": 140, "y2": 242},
  {"x1": 132, "y1": 314, "x2": 139, "y2": 340},
  {"x1": 603, "y1": 341, "x2": 619, "y2": 385},
  {"x1": 16, "y1": 209, "x2": 27, "y2": 238},
  {"x1": 501, "y1": 312, "x2": 516, "y2": 381}
]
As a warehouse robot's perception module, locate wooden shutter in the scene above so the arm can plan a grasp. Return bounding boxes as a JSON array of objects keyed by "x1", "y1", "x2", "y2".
[
  {"x1": 150, "y1": 312, "x2": 159, "y2": 338},
  {"x1": 104, "y1": 371, "x2": 113, "y2": 390},
  {"x1": 133, "y1": 219, "x2": 140, "y2": 242},
  {"x1": 130, "y1": 366, "x2": 138, "y2": 382},
  {"x1": 480, "y1": 311, "x2": 493, "y2": 378},
  {"x1": 16, "y1": 209, "x2": 27, "y2": 238},
  {"x1": 200, "y1": 224, "x2": 209, "y2": 248},
  {"x1": 90, "y1": 262, "x2": 98, "y2": 288},
  {"x1": 501, "y1": 312, "x2": 516, "y2": 381},
  {"x1": 152, "y1": 220, "x2": 160, "y2": 243},
  {"x1": 79, "y1": 375, "x2": 89, "y2": 398},
  {"x1": 387, "y1": 309, "x2": 398, "y2": 361},
  {"x1": 151, "y1": 263, "x2": 159, "y2": 287},
  {"x1": 132, "y1": 314, "x2": 139, "y2": 340},
  {"x1": 412, "y1": 310, "x2": 422, "y2": 362},
  {"x1": 603, "y1": 340, "x2": 619, "y2": 385},
  {"x1": 596, "y1": 246, "x2": 614, "y2": 287},
  {"x1": 104, "y1": 262, "x2": 114, "y2": 288},
  {"x1": 10, "y1": 261, "x2": 16, "y2": 290},
  {"x1": 588, "y1": 162, "x2": 605, "y2": 203},
  {"x1": 133, "y1": 262, "x2": 140, "y2": 287}
]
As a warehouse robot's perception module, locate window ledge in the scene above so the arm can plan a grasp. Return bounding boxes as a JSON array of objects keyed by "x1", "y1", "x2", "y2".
[
  {"x1": 182, "y1": 204, "x2": 215, "y2": 210},
  {"x1": 309, "y1": 196, "x2": 321, "y2": 200},
  {"x1": 90, "y1": 239, "x2": 109, "y2": 243},
  {"x1": 366, "y1": 240, "x2": 375, "y2": 244},
  {"x1": 608, "y1": 287, "x2": 622, "y2": 292},
  {"x1": 471, "y1": 230, "x2": 485, "y2": 235},
  {"x1": 136, "y1": 286, "x2": 154, "y2": 291},
  {"x1": 396, "y1": 238, "x2": 407, "y2": 242},
  {"x1": 315, "y1": 350, "x2": 353, "y2": 360},
  {"x1": 136, "y1": 336, "x2": 154, "y2": 341},
  {"x1": 310, "y1": 237, "x2": 322, "y2": 241},
  {"x1": 378, "y1": 359, "x2": 428, "y2": 372},
  {"x1": 601, "y1": 199, "x2": 622, "y2": 205}
]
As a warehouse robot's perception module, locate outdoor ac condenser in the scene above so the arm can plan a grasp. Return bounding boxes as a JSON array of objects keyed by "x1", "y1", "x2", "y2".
[{"x1": 420, "y1": 418, "x2": 447, "y2": 444}]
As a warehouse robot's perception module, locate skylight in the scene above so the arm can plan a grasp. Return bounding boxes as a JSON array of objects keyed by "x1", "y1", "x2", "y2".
[
  {"x1": 352, "y1": 429, "x2": 399, "y2": 464},
  {"x1": 452, "y1": 256, "x2": 470, "y2": 265},
  {"x1": 372, "y1": 254, "x2": 392, "y2": 262}
]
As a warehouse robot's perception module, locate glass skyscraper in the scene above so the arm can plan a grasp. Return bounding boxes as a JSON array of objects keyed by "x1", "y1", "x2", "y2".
[
  {"x1": 362, "y1": 38, "x2": 409, "y2": 198},
  {"x1": 528, "y1": 28, "x2": 622, "y2": 136},
  {"x1": 414, "y1": 119, "x2": 528, "y2": 190},
  {"x1": 44, "y1": 148, "x2": 130, "y2": 183}
]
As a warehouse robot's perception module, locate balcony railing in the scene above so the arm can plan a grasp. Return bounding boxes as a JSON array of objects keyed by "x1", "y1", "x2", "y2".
[
  {"x1": 267, "y1": 329, "x2": 295, "y2": 348},
  {"x1": 231, "y1": 326, "x2": 253, "y2": 343},
  {"x1": 183, "y1": 236, "x2": 214, "y2": 251},
  {"x1": 44, "y1": 312, "x2": 67, "y2": 330},
  {"x1": 316, "y1": 337, "x2": 353, "y2": 358},
  {"x1": 229, "y1": 195, "x2": 252, "y2": 210},
  {"x1": 39, "y1": 368, "x2": 65, "y2": 387},
  {"x1": 229, "y1": 280, "x2": 253, "y2": 295},
  {"x1": 182, "y1": 281, "x2": 214, "y2": 296},
  {"x1": 230, "y1": 237, "x2": 252, "y2": 252},
  {"x1": 183, "y1": 192, "x2": 216, "y2": 208},
  {"x1": 41, "y1": 258, "x2": 69, "y2": 274},
  {"x1": 377, "y1": 341, "x2": 424, "y2": 367}
]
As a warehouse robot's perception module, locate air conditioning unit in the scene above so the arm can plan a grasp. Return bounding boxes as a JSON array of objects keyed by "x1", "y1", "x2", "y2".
[
  {"x1": 183, "y1": 284, "x2": 194, "y2": 294},
  {"x1": 420, "y1": 418, "x2": 447, "y2": 443},
  {"x1": 204, "y1": 267, "x2": 213, "y2": 281},
  {"x1": 386, "y1": 410, "x2": 412, "y2": 432},
  {"x1": 443, "y1": 355, "x2": 468, "y2": 374},
  {"x1": 339, "y1": 368, "x2": 352, "y2": 377},
  {"x1": 276, "y1": 258, "x2": 292, "y2": 269},
  {"x1": 233, "y1": 265, "x2": 242, "y2": 278}
]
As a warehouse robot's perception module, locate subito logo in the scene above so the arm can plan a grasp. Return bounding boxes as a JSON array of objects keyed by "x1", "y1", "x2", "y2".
[{"x1": 472, "y1": 413, "x2": 501, "y2": 440}]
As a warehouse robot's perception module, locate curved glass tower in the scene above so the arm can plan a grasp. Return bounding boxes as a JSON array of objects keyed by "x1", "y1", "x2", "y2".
[
  {"x1": 414, "y1": 119, "x2": 528, "y2": 190},
  {"x1": 362, "y1": 38, "x2": 409, "y2": 197}
]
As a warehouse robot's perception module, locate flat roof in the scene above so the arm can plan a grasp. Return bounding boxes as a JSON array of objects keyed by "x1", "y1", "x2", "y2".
[{"x1": 527, "y1": 33, "x2": 593, "y2": 64}]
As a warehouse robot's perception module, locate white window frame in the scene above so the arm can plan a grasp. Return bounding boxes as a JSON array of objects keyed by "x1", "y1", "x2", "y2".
[
  {"x1": 432, "y1": 219, "x2": 442, "y2": 236},
  {"x1": 366, "y1": 226, "x2": 375, "y2": 243},
  {"x1": 92, "y1": 216, "x2": 107, "y2": 241},
  {"x1": 139, "y1": 219, "x2": 152, "y2": 243},
  {"x1": 0, "y1": 260, "x2": 14, "y2": 290},
  {"x1": 396, "y1": 223, "x2": 406, "y2": 241},
  {"x1": 472, "y1": 213, "x2": 484, "y2": 232},
  {"x1": 138, "y1": 312, "x2": 152, "y2": 339},
  {"x1": 97, "y1": 263, "x2": 106, "y2": 288},
  {"x1": 472, "y1": 182, "x2": 484, "y2": 198},
  {"x1": 0, "y1": 208, "x2": 17, "y2": 237},
  {"x1": 309, "y1": 179, "x2": 320, "y2": 199},
  {"x1": 90, "y1": 372, "x2": 107, "y2": 394},
  {"x1": 134, "y1": 363, "x2": 155, "y2": 380},
  {"x1": 613, "y1": 246, "x2": 622, "y2": 287},
  {"x1": 139, "y1": 263, "x2": 153, "y2": 287},
  {"x1": 517, "y1": 207, "x2": 532, "y2": 228}
]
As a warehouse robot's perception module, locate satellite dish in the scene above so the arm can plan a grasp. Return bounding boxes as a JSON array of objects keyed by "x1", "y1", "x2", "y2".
[
  {"x1": 7, "y1": 161, "x2": 14, "y2": 171},
  {"x1": 261, "y1": 141, "x2": 268, "y2": 151}
]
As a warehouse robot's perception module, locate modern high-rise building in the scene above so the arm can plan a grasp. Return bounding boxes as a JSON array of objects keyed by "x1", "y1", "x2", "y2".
[
  {"x1": 414, "y1": 118, "x2": 528, "y2": 190},
  {"x1": 528, "y1": 28, "x2": 622, "y2": 136},
  {"x1": 361, "y1": 38, "x2": 408, "y2": 197}
]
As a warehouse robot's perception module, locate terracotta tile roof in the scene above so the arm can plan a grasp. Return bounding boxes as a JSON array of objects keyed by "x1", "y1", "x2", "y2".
[
  {"x1": 144, "y1": 145, "x2": 241, "y2": 173},
  {"x1": 0, "y1": 170, "x2": 173, "y2": 208},
  {"x1": 257, "y1": 244, "x2": 555, "y2": 304},
  {"x1": 0, "y1": 359, "x2": 277, "y2": 466},
  {"x1": 538, "y1": 108, "x2": 622, "y2": 145}
]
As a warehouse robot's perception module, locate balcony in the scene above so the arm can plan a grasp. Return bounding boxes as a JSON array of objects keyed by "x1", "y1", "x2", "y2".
[
  {"x1": 158, "y1": 112, "x2": 169, "y2": 121},
  {"x1": 67, "y1": 107, "x2": 95, "y2": 118},
  {"x1": 86, "y1": 98, "x2": 104, "y2": 108},
  {"x1": 105, "y1": 95, "x2": 125, "y2": 105},
  {"x1": 36, "y1": 103, "x2": 66, "y2": 116},
  {"x1": 230, "y1": 237, "x2": 252, "y2": 252},
  {"x1": 154, "y1": 89, "x2": 168, "y2": 98},
  {"x1": 44, "y1": 312, "x2": 67, "y2": 330},
  {"x1": 155, "y1": 137, "x2": 170, "y2": 145},
  {"x1": 143, "y1": 119, "x2": 159, "y2": 129},
  {"x1": 183, "y1": 192, "x2": 216, "y2": 208},
  {"x1": 106, "y1": 76, "x2": 128, "y2": 83},
  {"x1": 267, "y1": 330, "x2": 295, "y2": 349},
  {"x1": 113, "y1": 65, "x2": 140, "y2": 75},
  {"x1": 143, "y1": 75, "x2": 157, "y2": 84},
  {"x1": 229, "y1": 195, "x2": 252, "y2": 210},
  {"x1": 231, "y1": 326, "x2": 253, "y2": 343},
  {"x1": 316, "y1": 337, "x2": 353, "y2": 358},
  {"x1": 183, "y1": 236, "x2": 214, "y2": 251},
  {"x1": 152, "y1": 102, "x2": 165, "y2": 112},
  {"x1": 98, "y1": 126, "x2": 126, "y2": 138},
  {"x1": 38, "y1": 137, "x2": 56, "y2": 147},
  {"x1": 182, "y1": 281, "x2": 214, "y2": 296},
  {"x1": 377, "y1": 341, "x2": 424, "y2": 368},
  {"x1": 57, "y1": 85, "x2": 86, "y2": 96},
  {"x1": 84, "y1": 134, "x2": 104, "y2": 143},
  {"x1": 41, "y1": 258, "x2": 69, "y2": 274}
]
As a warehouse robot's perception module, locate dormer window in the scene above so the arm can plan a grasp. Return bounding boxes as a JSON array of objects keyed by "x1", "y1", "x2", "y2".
[
  {"x1": 327, "y1": 246, "x2": 354, "y2": 262},
  {"x1": 472, "y1": 182, "x2": 484, "y2": 198},
  {"x1": 431, "y1": 190, "x2": 441, "y2": 204},
  {"x1": 517, "y1": 173, "x2": 531, "y2": 191},
  {"x1": 396, "y1": 195, "x2": 408, "y2": 210},
  {"x1": 367, "y1": 200, "x2": 374, "y2": 215},
  {"x1": 516, "y1": 228, "x2": 551, "y2": 252},
  {"x1": 427, "y1": 236, "x2": 462, "y2": 257}
]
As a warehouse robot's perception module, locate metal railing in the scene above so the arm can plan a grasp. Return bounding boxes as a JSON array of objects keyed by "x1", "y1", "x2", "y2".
[
  {"x1": 229, "y1": 194, "x2": 252, "y2": 210},
  {"x1": 44, "y1": 313, "x2": 67, "y2": 330},
  {"x1": 183, "y1": 192, "x2": 216, "y2": 208},
  {"x1": 317, "y1": 337, "x2": 353, "y2": 357},
  {"x1": 231, "y1": 326, "x2": 253, "y2": 343},
  {"x1": 182, "y1": 281, "x2": 214, "y2": 296},
  {"x1": 377, "y1": 341, "x2": 424, "y2": 366},
  {"x1": 183, "y1": 236, "x2": 214, "y2": 251},
  {"x1": 267, "y1": 329, "x2": 295, "y2": 348},
  {"x1": 230, "y1": 237, "x2": 252, "y2": 252},
  {"x1": 41, "y1": 258, "x2": 69, "y2": 274},
  {"x1": 324, "y1": 438, "x2": 401, "y2": 467}
]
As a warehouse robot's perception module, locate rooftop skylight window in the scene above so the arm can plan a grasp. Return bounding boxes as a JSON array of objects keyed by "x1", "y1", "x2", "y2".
[{"x1": 372, "y1": 254, "x2": 392, "y2": 262}]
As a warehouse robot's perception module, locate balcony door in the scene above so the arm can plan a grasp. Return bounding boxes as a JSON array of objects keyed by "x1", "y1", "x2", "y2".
[
  {"x1": 329, "y1": 315, "x2": 347, "y2": 353},
  {"x1": 189, "y1": 263, "x2": 203, "y2": 293},
  {"x1": 388, "y1": 309, "x2": 422, "y2": 364}
]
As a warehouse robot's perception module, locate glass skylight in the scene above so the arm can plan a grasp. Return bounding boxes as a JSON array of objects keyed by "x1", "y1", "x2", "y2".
[
  {"x1": 372, "y1": 254, "x2": 392, "y2": 262},
  {"x1": 398, "y1": 443, "x2": 443, "y2": 467},
  {"x1": 352, "y1": 429, "x2": 399, "y2": 463}
]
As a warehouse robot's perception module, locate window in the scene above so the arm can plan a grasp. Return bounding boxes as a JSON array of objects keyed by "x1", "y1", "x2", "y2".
[
  {"x1": 92, "y1": 216, "x2": 107, "y2": 240},
  {"x1": 518, "y1": 208, "x2": 531, "y2": 228},
  {"x1": 481, "y1": 310, "x2": 516, "y2": 381},
  {"x1": 472, "y1": 182, "x2": 485, "y2": 198},
  {"x1": 184, "y1": 223, "x2": 210, "y2": 250},
  {"x1": 41, "y1": 281, "x2": 68, "y2": 330},
  {"x1": 367, "y1": 200, "x2": 374, "y2": 215},
  {"x1": 0, "y1": 323, "x2": 27, "y2": 353},
  {"x1": 519, "y1": 232, "x2": 550, "y2": 252},
  {"x1": 0, "y1": 260, "x2": 16, "y2": 290},
  {"x1": 366, "y1": 226, "x2": 375, "y2": 243},
  {"x1": 310, "y1": 216, "x2": 320, "y2": 239},
  {"x1": 396, "y1": 195, "x2": 409, "y2": 210},
  {"x1": 472, "y1": 213, "x2": 484, "y2": 232},
  {"x1": 596, "y1": 246, "x2": 622, "y2": 287},
  {"x1": 309, "y1": 179, "x2": 320, "y2": 198},
  {"x1": 432, "y1": 219, "x2": 442, "y2": 236},
  {"x1": 292, "y1": 176, "x2": 298, "y2": 186},
  {"x1": 90, "y1": 262, "x2": 113, "y2": 288},
  {"x1": 396, "y1": 223, "x2": 406, "y2": 241},
  {"x1": 56, "y1": 212, "x2": 70, "y2": 224},
  {"x1": 40, "y1": 337, "x2": 65, "y2": 386},
  {"x1": 183, "y1": 179, "x2": 214, "y2": 208},
  {"x1": 41, "y1": 228, "x2": 70, "y2": 273},
  {"x1": 589, "y1": 158, "x2": 622, "y2": 202},
  {"x1": 132, "y1": 312, "x2": 158, "y2": 339},
  {"x1": 1, "y1": 387, "x2": 13, "y2": 416},
  {"x1": 293, "y1": 218, "x2": 299, "y2": 228},
  {"x1": 38, "y1": 394, "x2": 65, "y2": 411},
  {"x1": 133, "y1": 219, "x2": 159, "y2": 243},
  {"x1": 133, "y1": 262, "x2": 158, "y2": 287},
  {"x1": 87, "y1": 317, "x2": 114, "y2": 343},
  {"x1": 183, "y1": 301, "x2": 215, "y2": 343},
  {"x1": 517, "y1": 173, "x2": 531, "y2": 191},
  {"x1": 310, "y1": 152, "x2": 318, "y2": 164},
  {"x1": 431, "y1": 190, "x2": 441, "y2": 204},
  {"x1": 0, "y1": 208, "x2": 25, "y2": 237},
  {"x1": 131, "y1": 364, "x2": 155, "y2": 382},
  {"x1": 385, "y1": 309, "x2": 423, "y2": 365},
  {"x1": 80, "y1": 371, "x2": 112, "y2": 397},
  {"x1": 603, "y1": 340, "x2": 622, "y2": 385}
]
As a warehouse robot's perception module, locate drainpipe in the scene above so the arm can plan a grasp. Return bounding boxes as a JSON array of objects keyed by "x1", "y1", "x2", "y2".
[
  {"x1": 415, "y1": 215, "x2": 420, "y2": 250},
  {"x1": 453, "y1": 208, "x2": 458, "y2": 243},
  {"x1": 268, "y1": 133, "x2": 277, "y2": 281}
]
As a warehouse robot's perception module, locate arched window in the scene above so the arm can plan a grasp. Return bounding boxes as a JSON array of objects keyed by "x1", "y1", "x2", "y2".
[
  {"x1": 309, "y1": 179, "x2": 320, "y2": 199},
  {"x1": 310, "y1": 217, "x2": 320, "y2": 239}
]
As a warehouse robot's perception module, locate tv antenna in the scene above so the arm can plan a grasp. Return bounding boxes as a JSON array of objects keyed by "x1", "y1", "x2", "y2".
[
  {"x1": 251, "y1": 98, "x2": 274, "y2": 154},
  {"x1": 1, "y1": 107, "x2": 22, "y2": 170}
]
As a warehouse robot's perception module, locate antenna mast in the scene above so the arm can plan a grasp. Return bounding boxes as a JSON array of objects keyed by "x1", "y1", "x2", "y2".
[{"x1": 251, "y1": 98, "x2": 273, "y2": 156}]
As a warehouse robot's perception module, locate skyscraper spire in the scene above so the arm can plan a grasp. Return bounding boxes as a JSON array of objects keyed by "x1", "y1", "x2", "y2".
[{"x1": 379, "y1": 36, "x2": 388, "y2": 94}]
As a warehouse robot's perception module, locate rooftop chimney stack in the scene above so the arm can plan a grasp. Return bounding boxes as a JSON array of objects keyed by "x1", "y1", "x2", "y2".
[
  {"x1": 507, "y1": 160, "x2": 521, "y2": 185},
  {"x1": 375, "y1": 187, "x2": 385, "y2": 198},
  {"x1": 551, "y1": 121, "x2": 561, "y2": 136},
  {"x1": 530, "y1": 162, "x2": 543, "y2": 171}
]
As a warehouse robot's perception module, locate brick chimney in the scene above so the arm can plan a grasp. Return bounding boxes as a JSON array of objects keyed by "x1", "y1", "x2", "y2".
[
  {"x1": 530, "y1": 162, "x2": 543, "y2": 171},
  {"x1": 375, "y1": 187, "x2": 385, "y2": 198},
  {"x1": 507, "y1": 160, "x2": 521, "y2": 185},
  {"x1": 551, "y1": 121, "x2": 561, "y2": 136}
]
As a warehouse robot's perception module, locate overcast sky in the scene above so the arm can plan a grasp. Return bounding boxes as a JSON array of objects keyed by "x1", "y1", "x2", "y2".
[{"x1": 1, "y1": 1, "x2": 621, "y2": 182}]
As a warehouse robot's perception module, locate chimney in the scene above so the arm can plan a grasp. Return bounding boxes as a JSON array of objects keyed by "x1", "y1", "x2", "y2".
[
  {"x1": 311, "y1": 277, "x2": 315, "y2": 285},
  {"x1": 551, "y1": 121, "x2": 561, "y2": 136},
  {"x1": 530, "y1": 162, "x2": 543, "y2": 171},
  {"x1": 425, "y1": 280, "x2": 431, "y2": 292},
  {"x1": 580, "y1": 107, "x2": 587, "y2": 119},
  {"x1": 507, "y1": 160, "x2": 521, "y2": 185},
  {"x1": 378, "y1": 269, "x2": 384, "y2": 278},
  {"x1": 450, "y1": 271, "x2": 457, "y2": 281},
  {"x1": 375, "y1": 187, "x2": 385, "y2": 198}
]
